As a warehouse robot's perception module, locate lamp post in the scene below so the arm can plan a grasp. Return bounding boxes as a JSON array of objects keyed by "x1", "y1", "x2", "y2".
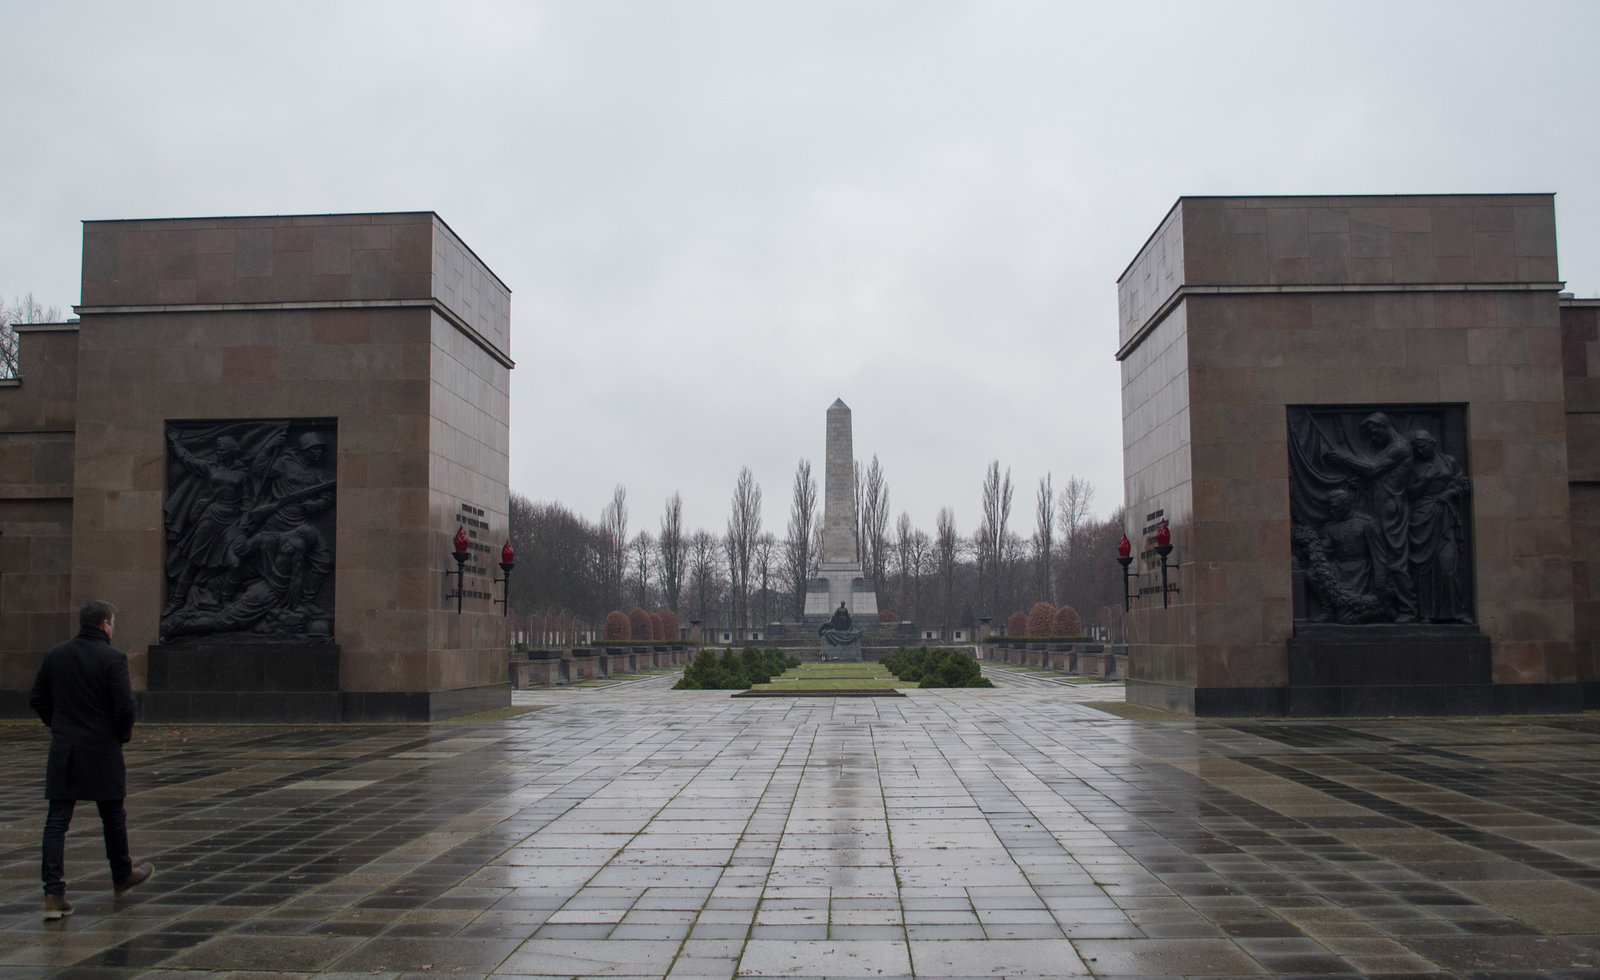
[
  {"x1": 493, "y1": 540, "x2": 516, "y2": 617},
  {"x1": 450, "y1": 526, "x2": 470, "y2": 614}
]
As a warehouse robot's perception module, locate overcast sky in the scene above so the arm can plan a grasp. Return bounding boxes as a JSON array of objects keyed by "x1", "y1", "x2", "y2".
[{"x1": 5, "y1": 1, "x2": 1599, "y2": 542}]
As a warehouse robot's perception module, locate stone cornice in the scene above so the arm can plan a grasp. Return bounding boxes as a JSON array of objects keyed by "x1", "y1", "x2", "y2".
[
  {"x1": 1115, "y1": 281, "x2": 1568, "y2": 362},
  {"x1": 73, "y1": 298, "x2": 515, "y2": 369}
]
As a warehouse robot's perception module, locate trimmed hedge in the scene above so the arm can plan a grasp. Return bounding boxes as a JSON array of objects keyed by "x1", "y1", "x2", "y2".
[
  {"x1": 1025, "y1": 602, "x2": 1056, "y2": 637},
  {"x1": 1006, "y1": 612, "x2": 1027, "y2": 636},
  {"x1": 658, "y1": 608, "x2": 680, "y2": 639},
  {"x1": 881, "y1": 646, "x2": 994, "y2": 688},
  {"x1": 629, "y1": 607, "x2": 654, "y2": 641},
  {"x1": 1052, "y1": 605, "x2": 1083, "y2": 636},
  {"x1": 602, "y1": 610, "x2": 631, "y2": 641}
]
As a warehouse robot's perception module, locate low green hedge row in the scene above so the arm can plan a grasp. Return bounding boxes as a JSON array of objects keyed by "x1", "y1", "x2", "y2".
[
  {"x1": 674, "y1": 647, "x2": 801, "y2": 690},
  {"x1": 881, "y1": 646, "x2": 994, "y2": 688}
]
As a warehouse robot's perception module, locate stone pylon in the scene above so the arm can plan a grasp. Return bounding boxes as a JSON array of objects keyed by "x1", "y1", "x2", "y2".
[{"x1": 804, "y1": 399, "x2": 878, "y2": 626}]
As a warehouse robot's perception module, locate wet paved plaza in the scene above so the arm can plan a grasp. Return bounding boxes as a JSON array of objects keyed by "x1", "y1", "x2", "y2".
[{"x1": 4, "y1": 669, "x2": 1600, "y2": 979}]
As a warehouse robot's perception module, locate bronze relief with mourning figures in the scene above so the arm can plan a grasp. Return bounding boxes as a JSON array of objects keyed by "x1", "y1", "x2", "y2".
[
  {"x1": 161, "y1": 420, "x2": 336, "y2": 643},
  {"x1": 1287, "y1": 406, "x2": 1473, "y2": 627}
]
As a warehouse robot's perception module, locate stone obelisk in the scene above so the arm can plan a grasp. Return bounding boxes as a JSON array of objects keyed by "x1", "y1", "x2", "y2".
[{"x1": 804, "y1": 399, "x2": 878, "y2": 627}]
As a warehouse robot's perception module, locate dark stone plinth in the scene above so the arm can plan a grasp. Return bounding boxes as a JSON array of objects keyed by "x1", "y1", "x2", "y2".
[
  {"x1": 141, "y1": 643, "x2": 509, "y2": 722},
  {"x1": 1131, "y1": 624, "x2": 1586, "y2": 717},
  {"x1": 1289, "y1": 624, "x2": 1491, "y2": 686},
  {"x1": 1287, "y1": 624, "x2": 1499, "y2": 716},
  {"x1": 142, "y1": 642, "x2": 340, "y2": 723},
  {"x1": 1280, "y1": 627, "x2": 1542, "y2": 720},
  {"x1": 821, "y1": 638, "x2": 863, "y2": 662}
]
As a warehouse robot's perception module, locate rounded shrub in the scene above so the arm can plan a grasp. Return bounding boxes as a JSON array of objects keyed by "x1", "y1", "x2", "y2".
[
  {"x1": 602, "y1": 610, "x2": 631, "y2": 642},
  {"x1": 649, "y1": 612, "x2": 665, "y2": 640},
  {"x1": 658, "y1": 608, "x2": 680, "y2": 640},
  {"x1": 1006, "y1": 611, "x2": 1027, "y2": 637},
  {"x1": 629, "y1": 607, "x2": 653, "y2": 641},
  {"x1": 1026, "y1": 602, "x2": 1056, "y2": 637},
  {"x1": 1052, "y1": 604, "x2": 1084, "y2": 637},
  {"x1": 878, "y1": 609, "x2": 898, "y2": 622}
]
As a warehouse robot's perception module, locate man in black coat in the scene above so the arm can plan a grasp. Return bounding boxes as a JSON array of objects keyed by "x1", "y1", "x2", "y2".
[{"x1": 29, "y1": 600, "x2": 154, "y2": 919}]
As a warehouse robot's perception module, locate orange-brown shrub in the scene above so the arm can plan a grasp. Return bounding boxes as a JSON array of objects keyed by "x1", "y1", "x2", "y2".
[
  {"x1": 649, "y1": 612, "x2": 665, "y2": 640},
  {"x1": 1006, "y1": 611, "x2": 1027, "y2": 636},
  {"x1": 629, "y1": 607, "x2": 653, "y2": 641},
  {"x1": 878, "y1": 609, "x2": 898, "y2": 622},
  {"x1": 658, "y1": 609, "x2": 680, "y2": 640},
  {"x1": 1052, "y1": 605, "x2": 1084, "y2": 637},
  {"x1": 1026, "y1": 602, "x2": 1056, "y2": 637},
  {"x1": 602, "y1": 610, "x2": 631, "y2": 641}
]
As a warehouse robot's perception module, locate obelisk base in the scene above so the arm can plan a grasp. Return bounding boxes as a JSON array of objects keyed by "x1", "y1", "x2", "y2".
[{"x1": 803, "y1": 564, "x2": 879, "y2": 625}]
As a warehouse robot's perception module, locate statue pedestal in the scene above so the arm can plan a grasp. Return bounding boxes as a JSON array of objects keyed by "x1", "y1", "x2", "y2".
[
  {"x1": 821, "y1": 638, "x2": 863, "y2": 662},
  {"x1": 141, "y1": 642, "x2": 341, "y2": 723}
]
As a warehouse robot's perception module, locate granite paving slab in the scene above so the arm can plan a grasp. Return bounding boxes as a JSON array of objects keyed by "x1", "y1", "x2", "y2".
[{"x1": 4, "y1": 673, "x2": 1600, "y2": 978}]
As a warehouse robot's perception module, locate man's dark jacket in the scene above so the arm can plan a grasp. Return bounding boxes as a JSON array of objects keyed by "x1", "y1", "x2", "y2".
[{"x1": 29, "y1": 628, "x2": 136, "y2": 800}]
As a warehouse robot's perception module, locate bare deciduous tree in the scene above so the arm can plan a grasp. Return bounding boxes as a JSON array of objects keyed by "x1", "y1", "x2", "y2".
[
  {"x1": 1034, "y1": 473, "x2": 1054, "y2": 603},
  {"x1": 935, "y1": 507, "x2": 960, "y2": 631},
  {"x1": 599, "y1": 484, "x2": 628, "y2": 610},
  {"x1": 1056, "y1": 476, "x2": 1096, "y2": 611},
  {"x1": 631, "y1": 530, "x2": 654, "y2": 608},
  {"x1": 894, "y1": 512, "x2": 914, "y2": 619},
  {"x1": 859, "y1": 455, "x2": 890, "y2": 605},
  {"x1": 978, "y1": 461, "x2": 1014, "y2": 617},
  {"x1": 784, "y1": 459, "x2": 817, "y2": 620},
  {"x1": 658, "y1": 492, "x2": 685, "y2": 613},
  {"x1": 724, "y1": 467, "x2": 762, "y2": 629},
  {"x1": 754, "y1": 532, "x2": 777, "y2": 625},
  {"x1": 906, "y1": 525, "x2": 931, "y2": 624},
  {"x1": 689, "y1": 529, "x2": 717, "y2": 624}
]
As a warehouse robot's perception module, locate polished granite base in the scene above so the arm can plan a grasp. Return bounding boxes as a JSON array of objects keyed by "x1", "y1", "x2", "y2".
[
  {"x1": 141, "y1": 642, "x2": 342, "y2": 723},
  {"x1": 139, "y1": 643, "x2": 509, "y2": 722},
  {"x1": 1130, "y1": 624, "x2": 1589, "y2": 717}
]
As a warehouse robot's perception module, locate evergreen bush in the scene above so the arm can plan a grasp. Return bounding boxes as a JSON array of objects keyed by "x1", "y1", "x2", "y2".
[
  {"x1": 673, "y1": 646, "x2": 800, "y2": 690},
  {"x1": 881, "y1": 646, "x2": 994, "y2": 688}
]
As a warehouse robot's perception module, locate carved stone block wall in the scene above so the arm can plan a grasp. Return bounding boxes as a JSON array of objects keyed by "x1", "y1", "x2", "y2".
[
  {"x1": 65, "y1": 213, "x2": 512, "y2": 720},
  {"x1": 1118, "y1": 195, "x2": 1575, "y2": 715}
]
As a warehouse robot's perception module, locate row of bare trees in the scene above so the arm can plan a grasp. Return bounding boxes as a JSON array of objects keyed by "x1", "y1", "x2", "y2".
[{"x1": 509, "y1": 459, "x2": 1129, "y2": 640}]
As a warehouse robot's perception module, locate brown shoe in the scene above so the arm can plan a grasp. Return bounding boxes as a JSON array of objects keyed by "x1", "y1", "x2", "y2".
[
  {"x1": 114, "y1": 863, "x2": 154, "y2": 894},
  {"x1": 42, "y1": 893, "x2": 73, "y2": 919}
]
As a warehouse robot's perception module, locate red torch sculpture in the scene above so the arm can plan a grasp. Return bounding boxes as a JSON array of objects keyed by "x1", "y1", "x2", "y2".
[
  {"x1": 450, "y1": 526, "x2": 471, "y2": 614},
  {"x1": 1154, "y1": 519, "x2": 1179, "y2": 608},
  {"x1": 1116, "y1": 532, "x2": 1138, "y2": 611},
  {"x1": 494, "y1": 540, "x2": 516, "y2": 616}
]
